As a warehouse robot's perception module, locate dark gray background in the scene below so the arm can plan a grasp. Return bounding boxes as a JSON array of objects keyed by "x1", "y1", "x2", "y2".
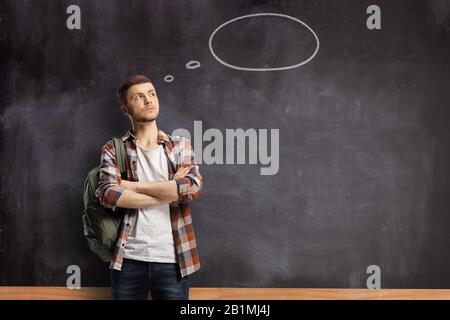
[{"x1": 1, "y1": 0, "x2": 449, "y2": 288}]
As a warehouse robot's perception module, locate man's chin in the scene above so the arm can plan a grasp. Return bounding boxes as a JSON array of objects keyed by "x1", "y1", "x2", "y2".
[{"x1": 135, "y1": 116, "x2": 158, "y2": 122}]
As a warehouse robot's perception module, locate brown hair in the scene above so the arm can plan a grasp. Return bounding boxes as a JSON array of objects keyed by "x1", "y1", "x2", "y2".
[{"x1": 117, "y1": 74, "x2": 153, "y2": 106}]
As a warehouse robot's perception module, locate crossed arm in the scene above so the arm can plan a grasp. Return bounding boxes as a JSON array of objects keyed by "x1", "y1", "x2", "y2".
[
  {"x1": 115, "y1": 168, "x2": 190, "y2": 208},
  {"x1": 95, "y1": 138, "x2": 203, "y2": 210}
]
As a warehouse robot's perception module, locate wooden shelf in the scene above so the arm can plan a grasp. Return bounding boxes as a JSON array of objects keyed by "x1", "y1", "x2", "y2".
[{"x1": 1, "y1": 287, "x2": 450, "y2": 300}]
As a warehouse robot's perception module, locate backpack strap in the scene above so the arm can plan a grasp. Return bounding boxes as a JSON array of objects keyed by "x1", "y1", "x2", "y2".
[{"x1": 112, "y1": 138, "x2": 127, "y2": 179}]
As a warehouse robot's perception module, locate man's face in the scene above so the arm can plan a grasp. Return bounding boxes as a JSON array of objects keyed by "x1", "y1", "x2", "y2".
[{"x1": 121, "y1": 82, "x2": 160, "y2": 123}]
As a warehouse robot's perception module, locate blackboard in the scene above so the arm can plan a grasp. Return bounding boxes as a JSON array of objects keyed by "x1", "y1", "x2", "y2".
[{"x1": 1, "y1": 0, "x2": 450, "y2": 288}]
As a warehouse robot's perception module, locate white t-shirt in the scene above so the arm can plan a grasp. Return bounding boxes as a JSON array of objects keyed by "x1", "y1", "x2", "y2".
[{"x1": 123, "y1": 143, "x2": 177, "y2": 263}]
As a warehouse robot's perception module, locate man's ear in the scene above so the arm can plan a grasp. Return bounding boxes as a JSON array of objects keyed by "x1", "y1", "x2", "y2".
[{"x1": 120, "y1": 104, "x2": 129, "y2": 117}]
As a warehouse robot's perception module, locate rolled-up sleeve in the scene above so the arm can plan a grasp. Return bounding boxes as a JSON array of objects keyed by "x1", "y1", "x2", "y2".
[
  {"x1": 174, "y1": 137, "x2": 203, "y2": 202},
  {"x1": 95, "y1": 140, "x2": 126, "y2": 211}
]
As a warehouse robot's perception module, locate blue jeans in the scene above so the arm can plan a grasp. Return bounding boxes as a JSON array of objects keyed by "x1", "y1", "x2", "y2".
[{"x1": 111, "y1": 258, "x2": 190, "y2": 300}]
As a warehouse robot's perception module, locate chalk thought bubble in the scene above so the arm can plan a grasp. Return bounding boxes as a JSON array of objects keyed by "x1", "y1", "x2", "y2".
[
  {"x1": 208, "y1": 13, "x2": 320, "y2": 72},
  {"x1": 164, "y1": 60, "x2": 201, "y2": 82}
]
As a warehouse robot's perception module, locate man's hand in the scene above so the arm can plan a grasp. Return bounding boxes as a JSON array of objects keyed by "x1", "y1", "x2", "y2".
[
  {"x1": 120, "y1": 179, "x2": 137, "y2": 192},
  {"x1": 173, "y1": 166, "x2": 191, "y2": 180}
]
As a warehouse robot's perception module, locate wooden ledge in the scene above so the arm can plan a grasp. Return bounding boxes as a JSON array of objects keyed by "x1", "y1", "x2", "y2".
[{"x1": 1, "y1": 287, "x2": 450, "y2": 300}]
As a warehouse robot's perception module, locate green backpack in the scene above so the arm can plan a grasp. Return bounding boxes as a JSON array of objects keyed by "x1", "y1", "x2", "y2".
[{"x1": 82, "y1": 138, "x2": 127, "y2": 262}]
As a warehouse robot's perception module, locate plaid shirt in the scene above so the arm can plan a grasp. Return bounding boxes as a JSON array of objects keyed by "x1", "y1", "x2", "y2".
[{"x1": 95, "y1": 128, "x2": 203, "y2": 278}]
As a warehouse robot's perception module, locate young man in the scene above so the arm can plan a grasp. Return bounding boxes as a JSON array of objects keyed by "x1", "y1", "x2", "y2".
[{"x1": 95, "y1": 74, "x2": 203, "y2": 300}]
